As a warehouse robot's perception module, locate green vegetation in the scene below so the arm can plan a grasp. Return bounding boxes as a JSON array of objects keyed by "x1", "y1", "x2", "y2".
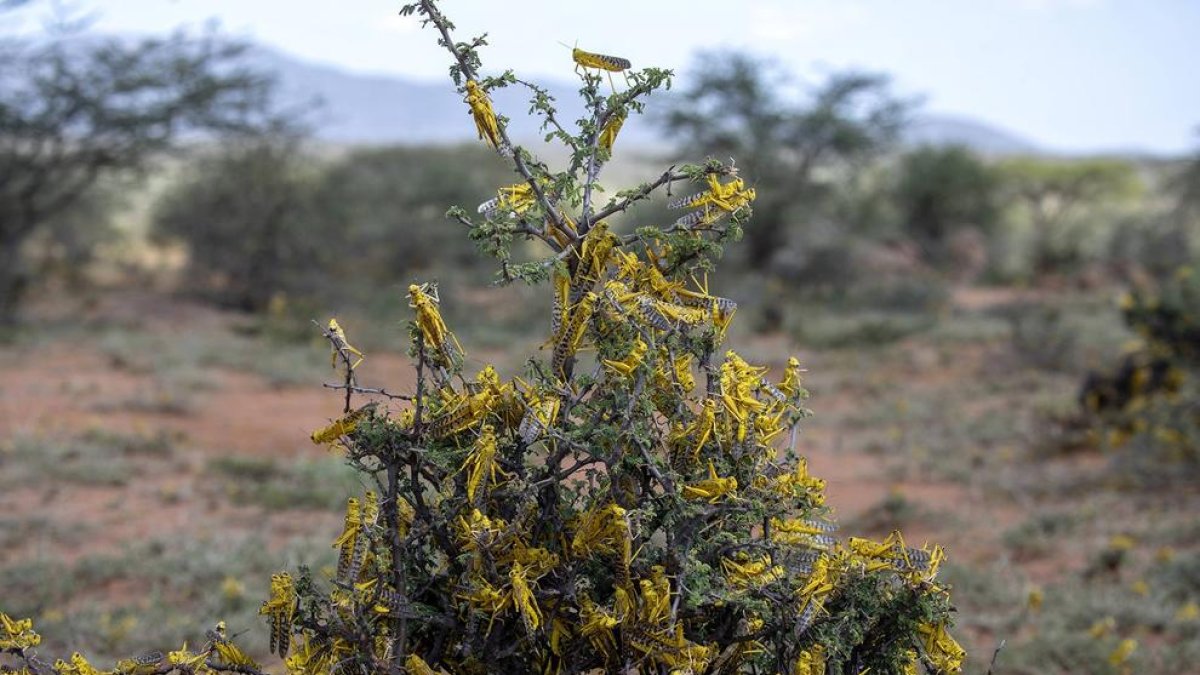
[{"x1": 0, "y1": 3, "x2": 294, "y2": 327}]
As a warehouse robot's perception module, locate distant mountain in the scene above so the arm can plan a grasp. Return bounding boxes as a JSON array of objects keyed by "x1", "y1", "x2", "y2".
[
  {"x1": 902, "y1": 113, "x2": 1040, "y2": 156},
  {"x1": 255, "y1": 45, "x2": 1043, "y2": 156},
  {"x1": 250, "y1": 46, "x2": 661, "y2": 147}
]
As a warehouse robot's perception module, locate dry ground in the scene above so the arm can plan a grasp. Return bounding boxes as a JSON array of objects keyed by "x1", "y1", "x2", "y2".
[{"x1": 1, "y1": 289, "x2": 1197, "y2": 673}]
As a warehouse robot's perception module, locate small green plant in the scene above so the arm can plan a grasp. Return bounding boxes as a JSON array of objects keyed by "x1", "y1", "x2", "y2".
[{"x1": 1, "y1": 3, "x2": 962, "y2": 674}]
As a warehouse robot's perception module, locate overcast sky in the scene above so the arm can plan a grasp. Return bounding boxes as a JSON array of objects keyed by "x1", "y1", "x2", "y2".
[{"x1": 12, "y1": 0, "x2": 1200, "y2": 154}]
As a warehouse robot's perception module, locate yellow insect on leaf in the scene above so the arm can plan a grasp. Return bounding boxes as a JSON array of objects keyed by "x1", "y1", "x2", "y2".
[
  {"x1": 773, "y1": 457, "x2": 827, "y2": 506},
  {"x1": 326, "y1": 318, "x2": 364, "y2": 372},
  {"x1": 637, "y1": 566, "x2": 672, "y2": 625},
  {"x1": 769, "y1": 516, "x2": 837, "y2": 547},
  {"x1": 512, "y1": 544, "x2": 560, "y2": 579},
  {"x1": 721, "y1": 553, "x2": 784, "y2": 588},
  {"x1": 598, "y1": 111, "x2": 626, "y2": 154},
  {"x1": 631, "y1": 624, "x2": 713, "y2": 673},
  {"x1": 260, "y1": 572, "x2": 297, "y2": 657},
  {"x1": 285, "y1": 635, "x2": 335, "y2": 675},
  {"x1": 406, "y1": 653, "x2": 451, "y2": 675},
  {"x1": 166, "y1": 642, "x2": 207, "y2": 670},
  {"x1": 461, "y1": 424, "x2": 510, "y2": 502},
  {"x1": 578, "y1": 594, "x2": 620, "y2": 655},
  {"x1": 779, "y1": 356, "x2": 807, "y2": 399},
  {"x1": 333, "y1": 497, "x2": 363, "y2": 581},
  {"x1": 602, "y1": 337, "x2": 648, "y2": 378},
  {"x1": 115, "y1": 651, "x2": 163, "y2": 675},
  {"x1": 550, "y1": 269, "x2": 572, "y2": 341},
  {"x1": 53, "y1": 653, "x2": 103, "y2": 675},
  {"x1": 510, "y1": 562, "x2": 543, "y2": 632},
  {"x1": 571, "y1": 45, "x2": 631, "y2": 90},
  {"x1": 571, "y1": 503, "x2": 633, "y2": 587},
  {"x1": 459, "y1": 574, "x2": 506, "y2": 607},
  {"x1": 456, "y1": 508, "x2": 508, "y2": 551},
  {"x1": 518, "y1": 386, "x2": 561, "y2": 444},
  {"x1": 719, "y1": 351, "x2": 768, "y2": 441},
  {"x1": 478, "y1": 179, "x2": 546, "y2": 219},
  {"x1": 850, "y1": 531, "x2": 903, "y2": 561},
  {"x1": 671, "y1": 398, "x2": 716, "y2": 465},
  {"x1": 792, "y1": 644, "x2": 827, "y2": 675},
  {"x1": 546, "y1": 211, "x2": 578, "y2": 249},
  {"x1": 673, "y1": 354, "x2": 696, "y2": 393},
  {"x1": 425, "y1": 387, "x2": 497, "y2": 438},
  {"x1": 612, "y1": 248, "x2": 643, "y2": 284},
  {"x1": 682, "y1": 460, "x2": 738, "y2": 503},
  {"x1": 756, "y1": 411, "x2": 788, "y2": 447},
  {"x1": 464, "y1": 79, "x2": 502, "y2": 150},
  {"x1": 552, "y1": 291, "x2": 598, "y2": 378},
  {"x1": 573, "y1": 222, "x2": 618, "y2": 293},
  {"x1": 796, "y1": 555, "x2": 837, "y2": 601},
  {"x1": 0, "y1": 612, "x2": 40, "y2": 650},
  {"x1": 208, "y1": 621, "x2": 258, "y2": 669},
  {"x1": 310, "y1": 405, "x2": 372, "y2": 446},
  {"x1": 572, "y1": 46, "x2": 631, "y2": 73},
  {"x1": 918, "y1": 621, "x2": 965, "y2": 674},
  {"x1": 649, "y1": 297, "x2": 710, "y2": 327},
  {"x1": 408, "y1": 283, "x2": 464, "y2": 366},
  {"x1": 670, "y1": 173, "x2": 757, "y2": 228}
]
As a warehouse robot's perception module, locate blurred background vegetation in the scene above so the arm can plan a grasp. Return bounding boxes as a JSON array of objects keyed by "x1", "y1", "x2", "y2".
[{"x1": 1, "y1": 1, "x2": 1198, "y2": 673}]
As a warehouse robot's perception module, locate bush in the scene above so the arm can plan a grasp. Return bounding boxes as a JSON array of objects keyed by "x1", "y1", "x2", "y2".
[
  {"x1": 0, "y1": 5, "x2": 963, "y2": 674},
  {"x1": 891, "y1": 145, "x2": 1000, "y2": 267},
  {"x1": 1079, "y1": 267, "x2": 1200, "y2": 472},
  {"x1": 152, "y1": 136, "x2": 334, "y2": 312},
  {"x1": 312, "y1": 145, "x2": 514, "y2": 287}
]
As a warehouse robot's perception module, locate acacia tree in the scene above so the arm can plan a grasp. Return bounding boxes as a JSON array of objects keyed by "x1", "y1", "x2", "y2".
[
  {"x1": 152, "y1": 133, "x2": 327, "y2": 312},
  {"x1": 996, "y1": 157, "x2": 1141, "y2": 275},
  {"x1": 1, "y1": 3, "x2": 964, "y2": 674},
  {"x1": 660, "y1": 52, "x2": 911, "y2": 269},
  {"x1": 0, "y1": 8, "x2": 281, "y2": 325}
]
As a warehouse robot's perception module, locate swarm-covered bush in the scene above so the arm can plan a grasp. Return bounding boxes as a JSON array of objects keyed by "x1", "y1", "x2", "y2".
[
  {"x1": 1080, "y1": 266, "x2": 1199, "y2": 468},
  {"x1": 1, "y1": 3, "x2": 963, "y2": 674}
]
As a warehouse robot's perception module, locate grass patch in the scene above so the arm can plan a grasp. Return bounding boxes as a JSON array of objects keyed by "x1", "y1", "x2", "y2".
[
  {"x1": 0, "y1": 430, "x2": 181, "y2": 489},
  {"x1": 1003, "y1": 511, "x2": 1081, "y2": 560},
  {"x1": 848, "y1": 489, "x2": 922, "y2": 535},
  {"x1": 0, "y1": 516, "x2": 90, "y2": 552},
  {"x1": 207, "y1": 455, "x2": 361, "y2": 511},
  {"x1": 0, "y1": 534, "x2": 333, "y2": 664},
  {"x1": 791, "y1": 308, "x2": 937, "y2": 349},
  {"x1": 99, "y1": 326, "x2": 328, "y2": 387}
]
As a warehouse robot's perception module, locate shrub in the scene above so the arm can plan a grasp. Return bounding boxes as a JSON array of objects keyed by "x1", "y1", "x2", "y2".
[
  {"x1": 312, "y1": 145, "x2": 514, "y2": 287},
  {"x1": 891, "y1": 145, "x2": 1001, "y2": 266},
  {"x1": 1079, "y1": 267, "x2": 1200, "y2": 472},
  {"x1": 0, "y1": 4, "x2": 963, "y2": 674},
  {"x1": 152, "y1": 136, "x2": 333, "y2": 312}
]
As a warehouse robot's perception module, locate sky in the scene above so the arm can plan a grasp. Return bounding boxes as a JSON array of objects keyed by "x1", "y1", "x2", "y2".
[{"x1": 10, "y1": 0, "x2": 1200, "y2": 154}]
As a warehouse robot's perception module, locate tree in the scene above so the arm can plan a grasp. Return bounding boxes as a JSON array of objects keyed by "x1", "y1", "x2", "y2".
[
  {"x1": 152, "y1": 135, "x2": 328, "y2": 312},
  {"x1": 0, "y1": 8, "x2": 280, "y2": 325},
  {"x1": 312, "y1": 145, "x2": 513, "y2": 286},
  {"x1": 996, "y1": 157, "x2": 1141, "y2": 274},
  {"x1": 892, "y1": 145, "x2": 1001, "y2": 264},
  {"x1": 660, "y1": 51, "x2": 912, "y2": 269}
]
